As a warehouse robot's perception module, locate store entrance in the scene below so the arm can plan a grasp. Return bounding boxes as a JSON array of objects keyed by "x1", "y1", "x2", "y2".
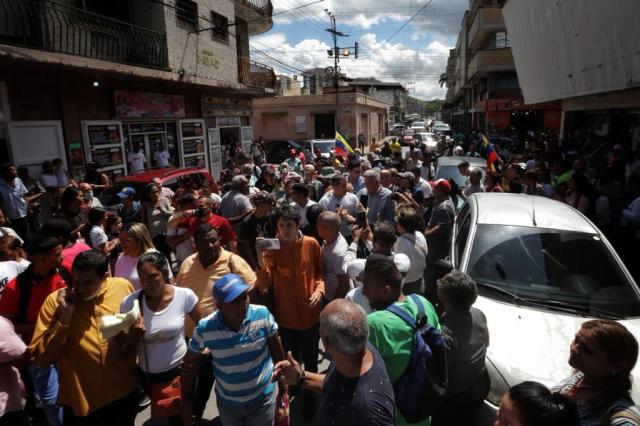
[
  {"x1": 124, "y1": 121, "x2": 178, "y2": 170},
  {"x1": 220, "y1": 127, "x2": 241, "y2": 164}
]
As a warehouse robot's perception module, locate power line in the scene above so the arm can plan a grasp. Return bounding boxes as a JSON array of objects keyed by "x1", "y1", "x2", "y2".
[{"x1": 363, "y1": 0, "x2": 434, "y2": 60}]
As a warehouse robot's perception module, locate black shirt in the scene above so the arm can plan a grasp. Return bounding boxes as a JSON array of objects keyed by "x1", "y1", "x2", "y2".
[{"x1": 314, "y1": 343, "x2": 395, "y2": 426}]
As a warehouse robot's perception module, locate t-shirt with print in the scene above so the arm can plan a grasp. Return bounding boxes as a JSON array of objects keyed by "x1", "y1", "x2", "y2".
[
  {"x1": 189, "y1": 304, "x2": 278, "y2": 408},
  {"x1": 89, "y1": 225, "x2": 108, "y2": 249},
  {"x1": 368, "y1": 295, "x2": 440, "y2": 426},
  {"x1": 0, "y1": 260, "x2": 28, "y2": 295},
  {"x1": 121, "y1": 286, "x2": 198, "y2": 373},
  {"x1": 313, "y1": 343, "x2": 395, "y2": 426},
  {"x1": 0, "y1": 267, "x2": 67, "y2": 326}
]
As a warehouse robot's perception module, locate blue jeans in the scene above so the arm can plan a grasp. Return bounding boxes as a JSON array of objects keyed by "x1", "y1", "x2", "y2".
[
  {"x1": 217, "y1": 391, "x2": 275, "y2": 426},
  {"x1": 29, "y1": 364, "x2": 63, "y2": 426}
]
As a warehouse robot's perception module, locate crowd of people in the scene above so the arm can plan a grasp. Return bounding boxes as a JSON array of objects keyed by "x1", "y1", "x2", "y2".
[{"x1": 0, "y1": 125, "x2": 638, "y2": 426}]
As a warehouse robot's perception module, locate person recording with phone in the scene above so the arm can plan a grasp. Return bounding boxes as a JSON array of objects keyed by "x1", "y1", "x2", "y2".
[{"x1": 255, "y1": 203, "x2": 324, "y2": 419}]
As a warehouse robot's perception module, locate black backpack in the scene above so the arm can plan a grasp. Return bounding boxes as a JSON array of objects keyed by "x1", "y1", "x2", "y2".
[{"x1": 385, "y1": 294, "x2": 448, "y2": 422}]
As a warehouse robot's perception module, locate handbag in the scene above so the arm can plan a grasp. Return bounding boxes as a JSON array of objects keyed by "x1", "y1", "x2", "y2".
[
  {"x1": 274, "y1": 391, "x2": 290, "y2": 426},
  {"x1": 138, "y1": 292, "x2": 183, "y2": 419}
]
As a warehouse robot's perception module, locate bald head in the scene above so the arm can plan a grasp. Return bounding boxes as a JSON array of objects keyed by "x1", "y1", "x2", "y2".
[
  {"x1": 79, "y1": 182, "x2": 91, "y2": 192},
  {"x1": 317, "y1": 211, "x2": 341, "y2": 230},
  {"x1": 319, "y1": 299, "x2": 369, "y2": 357}
]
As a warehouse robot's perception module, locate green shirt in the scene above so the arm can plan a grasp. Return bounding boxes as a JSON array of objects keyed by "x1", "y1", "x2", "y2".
[{"x1": 368, "y1": 295, "x2": 440, "y2": 426}]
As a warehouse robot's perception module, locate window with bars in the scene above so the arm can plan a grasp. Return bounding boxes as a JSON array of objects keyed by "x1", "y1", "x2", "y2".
[
  {"x1": 176, "y1": 0, "x2": 198, "y2": 31},
  {"x1": 211, "y1": 11, "x2": 229, "y2": 42}
]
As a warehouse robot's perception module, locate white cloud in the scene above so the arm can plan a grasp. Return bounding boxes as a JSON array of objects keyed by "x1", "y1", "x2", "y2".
[{"x1": 250, "y1": 33, "x2": 451, "y2": 100}]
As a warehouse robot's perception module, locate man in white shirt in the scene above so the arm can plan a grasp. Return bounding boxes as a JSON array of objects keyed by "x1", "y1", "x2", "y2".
[
  {"x1": 153, "y1": 142, "x2": 171, "y2": 167},
  {"x1": 127, "y1": 143, "x2": 147, "y2": 173},
  {"x1": 316, "y1": 211, "x2": 350, "y2": 302},
  {"x1": 318, "y1": 173, "x2": 360, "y2": 237}
]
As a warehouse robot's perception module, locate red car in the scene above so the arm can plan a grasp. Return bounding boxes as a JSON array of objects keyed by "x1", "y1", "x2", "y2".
[{"x1": 98, "y1": 167, "x2": 217, "y2": 209}]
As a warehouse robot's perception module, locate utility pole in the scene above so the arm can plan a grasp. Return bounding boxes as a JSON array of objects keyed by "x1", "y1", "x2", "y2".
[{"x1": 325, "y1": 10, "x2": 348, "y2": 133}]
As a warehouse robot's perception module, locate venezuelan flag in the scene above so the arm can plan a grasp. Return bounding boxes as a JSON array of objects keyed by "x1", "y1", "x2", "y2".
[
  {"x1": 334, "y1": 131, "x2": 354, "y2": 159},
  {"x1": 481, "y1": 134, "x2": 499, "y2": 172}
]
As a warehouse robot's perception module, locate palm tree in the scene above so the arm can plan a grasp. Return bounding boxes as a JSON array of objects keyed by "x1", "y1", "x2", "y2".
[{"x1": 438, "y1": 72, "x2": 447, "y2": 88}]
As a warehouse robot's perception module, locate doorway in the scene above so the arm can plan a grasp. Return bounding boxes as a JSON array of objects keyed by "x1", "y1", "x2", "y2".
[
  {"x1": 315, "y1": 113, "x2": 335, "y2": 139},
  {"x1": 219, "y1": 127, "x2": 241, "y2": 164},
  {"x1": 124, "y1": 121, "x2": 178, "y2": 169}
]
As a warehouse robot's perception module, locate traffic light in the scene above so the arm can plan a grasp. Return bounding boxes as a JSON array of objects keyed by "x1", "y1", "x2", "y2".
[{"x1": 355, "y1": 42, "x2": 359, "y2": 59}]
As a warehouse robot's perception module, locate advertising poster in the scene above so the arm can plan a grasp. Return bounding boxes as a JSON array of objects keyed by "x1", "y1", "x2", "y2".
[{"x1": 114, "y1": 91, "x2": 186, "y2": 118}]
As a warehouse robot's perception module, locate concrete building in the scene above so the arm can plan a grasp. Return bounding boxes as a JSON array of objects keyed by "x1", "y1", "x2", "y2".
[
  {"x1": 444, "y1": 0, "x2": 561, "y2": 135},
  {"x1": 340, "y1": 79, "x2": 407, "y2": 127},
  {"x1": 275, "y1": 75, "x2": 302, "y2": 96},
  {"x1": 503, "y1": 0, "x2": 640, "y2": 147},
  {"x1": 0, "y1": 0, "x2": 276, "y2": 181},
  {"x1": 252, "y1": 93, "x2": 388, "y2": 144}
]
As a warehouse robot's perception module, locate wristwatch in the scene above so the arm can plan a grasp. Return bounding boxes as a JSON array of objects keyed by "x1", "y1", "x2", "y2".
[{"x1": 296, "y1": 367, "x2": 307, "y2": 387}]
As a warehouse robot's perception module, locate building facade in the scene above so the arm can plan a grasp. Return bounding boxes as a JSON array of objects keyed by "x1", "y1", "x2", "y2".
[
  {"x1": 0, "y1": 0, "x2": 275, "y2": 181},
  {"x1": 503, "y1": 0, "x2": 640, "y2": 147},
  {"x1": 444, "y1": 0, "x2": 561, "y2": 136},
  {"x1": 275, "y1": 75, "x2": 302, "y2": 97},
  {"x1": 252, "y1": 93, "x2": 388, "y2": 144},
  {"x1": 342, "y1": 79, "x2": 407, "y2": 128}
]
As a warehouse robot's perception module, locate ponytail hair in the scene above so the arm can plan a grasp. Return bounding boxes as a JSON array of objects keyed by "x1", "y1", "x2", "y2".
[{"x1": 508, "y1": 381, "x2": 579, "y2": 426}]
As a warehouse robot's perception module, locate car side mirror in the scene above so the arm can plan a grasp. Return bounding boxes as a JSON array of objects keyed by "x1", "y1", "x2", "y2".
[{"x1": 434, "y1": 258, "x2": 454, "y2": 276}]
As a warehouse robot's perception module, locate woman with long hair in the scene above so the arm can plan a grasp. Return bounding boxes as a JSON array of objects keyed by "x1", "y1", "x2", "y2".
[
  {"x1": 565, "y1": 173, "x2": 591, "y2": 215},
  {"x1": 114, "y1": 223, "x2": 171, "y2": 290},
  {"x1": 121, "y1": 252, "x2": 200, "y2": 426},
  {"x1": 553, "y1": 320, "x2": 640, "y2": 425}
]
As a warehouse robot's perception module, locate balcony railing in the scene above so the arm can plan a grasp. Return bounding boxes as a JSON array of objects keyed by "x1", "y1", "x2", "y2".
[
  {"x1": 238, "y1": 57, "x2": 275, "y2": 91},
  {"x1": 467, "y1": 48, "x2": 514, "y2": 79},
  {"x1": 235, "y1": 0, "x2": 273, "y2": 35},
  {"x1": 0, "y1": 0, "x2": 168, "y2": 70}
]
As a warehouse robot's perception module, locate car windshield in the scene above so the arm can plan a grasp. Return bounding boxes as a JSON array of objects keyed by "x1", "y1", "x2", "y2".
[
  {"x1": 98, "y1": 181, "x2": 149, "y2": 207},
  {"x1": 314, "y1": 141, "x2": 334, "y2": 153},
  {"x1": 435, "y1": 165, "x2": 468, "y2": 188},
  {"x1": 467, "y1": 224, "x2": 640, "y2": 317},
  {"x1": 265, "y1": 142, "x2": 293, "y2": 164}
]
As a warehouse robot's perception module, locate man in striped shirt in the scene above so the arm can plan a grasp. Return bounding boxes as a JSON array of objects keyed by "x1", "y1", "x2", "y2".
[{"x1": 183, "y1": 273, "x2": 285, "y2": 426}]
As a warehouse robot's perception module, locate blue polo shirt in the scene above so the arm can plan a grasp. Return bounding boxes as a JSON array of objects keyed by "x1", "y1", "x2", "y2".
[
  {"x1": 189, "y1": 304, "x2": 278, "y2": 408},
  {"x1": 0, "y1": 178, "x2": 28, "y2": 220}
]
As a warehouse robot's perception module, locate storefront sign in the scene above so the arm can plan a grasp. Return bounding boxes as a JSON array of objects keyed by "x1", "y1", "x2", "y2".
[
  {"x1": 217, "y1": 116, "x2": 242, "y2": 127},
  {"x1": 114, "y1": 90, "x2": 186, "y2": 118},
  {"x1": 202, "y1": 96, "x2": 251, "y2": 117},
  {"x1": 197, "y1": 50, "x2": 219, "y2": 68}
]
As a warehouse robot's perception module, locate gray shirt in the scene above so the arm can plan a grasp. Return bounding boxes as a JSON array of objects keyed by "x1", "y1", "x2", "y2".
[
  {"x1": 219, "y1": 190, "x2": 253, "y2": 234},
  {"x1": 358, "y1": 186, "x2": 395, "y2": 224},
  {"x1": 427, "y1": 197, "x2": 455, "y2": 259},
  {"x1": 318, "y1": 192, "x2": 360, "y2": 236}
]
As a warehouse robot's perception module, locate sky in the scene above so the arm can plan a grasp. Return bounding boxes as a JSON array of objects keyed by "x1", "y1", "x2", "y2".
[{"x1": 250, "y1": 0, "x2": 468, "y2": 100}]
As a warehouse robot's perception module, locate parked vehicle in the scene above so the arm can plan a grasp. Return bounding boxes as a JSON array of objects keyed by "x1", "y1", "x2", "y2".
[
  {"x1": 389, "y1": 123, "x2": 407, "y2": 136},
  {"x1": 98, "y1": 167, "x2": 216, "y2": 210},
  {"x1": 432, "y1": 123, "x2": 451, "y2": 134},
  {"x1": 303, "y1": 139, "x2": 335, "y2": 162},
  {"x1": 263, "y1": 139, "x2": 303, "y2": 166},
  {"x1": 410, "y1": 122, "x2": 427, "y2": 131},
  {"x1": 413, "y1": 132, "x2": 438, "y2": 152},
  {"x1": 439, "y1": 193, "x2": 640, "y2": 425}
]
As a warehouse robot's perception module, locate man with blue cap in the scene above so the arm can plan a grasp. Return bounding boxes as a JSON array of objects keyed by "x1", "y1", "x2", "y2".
[
  {"x1": 182, "y1": 273, "x2": 286, "y2": 426},
  {"x1": 116, "y1": 187, "x2": 142, "y2": 226}
]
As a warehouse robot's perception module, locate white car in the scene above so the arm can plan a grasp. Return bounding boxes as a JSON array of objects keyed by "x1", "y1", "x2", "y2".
[
  {"x1": 303, "y1": 139, "x2": 335, "y2": 162},
  {"x1": 413, "y1": 132, "x2": 438, "y2": 152},
  {"x1": 432, "y1": 123, "x2": 451, "y2": 134},
  {"x1": 440, "y1": 193, "x2": 640, "y2": 425},
  {"x1": 410, "y1": 122, "x2": 427, "y2": 131}
]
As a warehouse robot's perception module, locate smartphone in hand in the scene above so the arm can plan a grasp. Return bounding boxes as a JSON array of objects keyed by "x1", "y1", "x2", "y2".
[
  {"x1": 356, "y1": 211, "x2": 367, "y2": 229},
  {"x1": 360, "y1": 194, "x2": 369, "y2": 208},
  {"x1": 262, "y1": 238, "x2": 281, "y2": 250}
]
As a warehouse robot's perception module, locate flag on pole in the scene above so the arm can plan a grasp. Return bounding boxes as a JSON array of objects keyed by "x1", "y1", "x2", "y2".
[
  {"x1": 334, "y1": 131, "x2": 354, "y2": 159},
  {"x1": 481, "y1": 134, "x2": 499, "y2": 172}
]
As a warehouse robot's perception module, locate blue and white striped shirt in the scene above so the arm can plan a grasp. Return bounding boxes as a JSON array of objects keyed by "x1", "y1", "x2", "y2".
[{"x1": 189, "y1": 304, "x2": 278, "y2": 408}]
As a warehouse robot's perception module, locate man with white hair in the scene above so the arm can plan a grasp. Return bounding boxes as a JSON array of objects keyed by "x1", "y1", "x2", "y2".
[
  {"x1": 316, "y1": 211, "x2": 350, "y2": 302},
  {"x1": 303, "y1": 164, "x2": 322, "y2": 201},
  {"x1": 274, "y1": 299, "x2": 395, "y2": 425},
  {"x1": 358, "y1": 169, "x2": 395, "y2": 224}
]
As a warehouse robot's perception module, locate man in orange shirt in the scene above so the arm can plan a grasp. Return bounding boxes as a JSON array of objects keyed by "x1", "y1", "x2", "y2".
[
  {"x1": 256, "y1": 203, "x2": 324, "y2": 374},
  {"x1": 0, "y1": 234, "x2": 68, "y2": 426}
]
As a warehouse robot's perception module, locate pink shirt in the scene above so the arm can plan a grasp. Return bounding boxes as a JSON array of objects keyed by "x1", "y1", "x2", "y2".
[{"x1": 0, "y1": 316, "x2": 26, "y2": 415}]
